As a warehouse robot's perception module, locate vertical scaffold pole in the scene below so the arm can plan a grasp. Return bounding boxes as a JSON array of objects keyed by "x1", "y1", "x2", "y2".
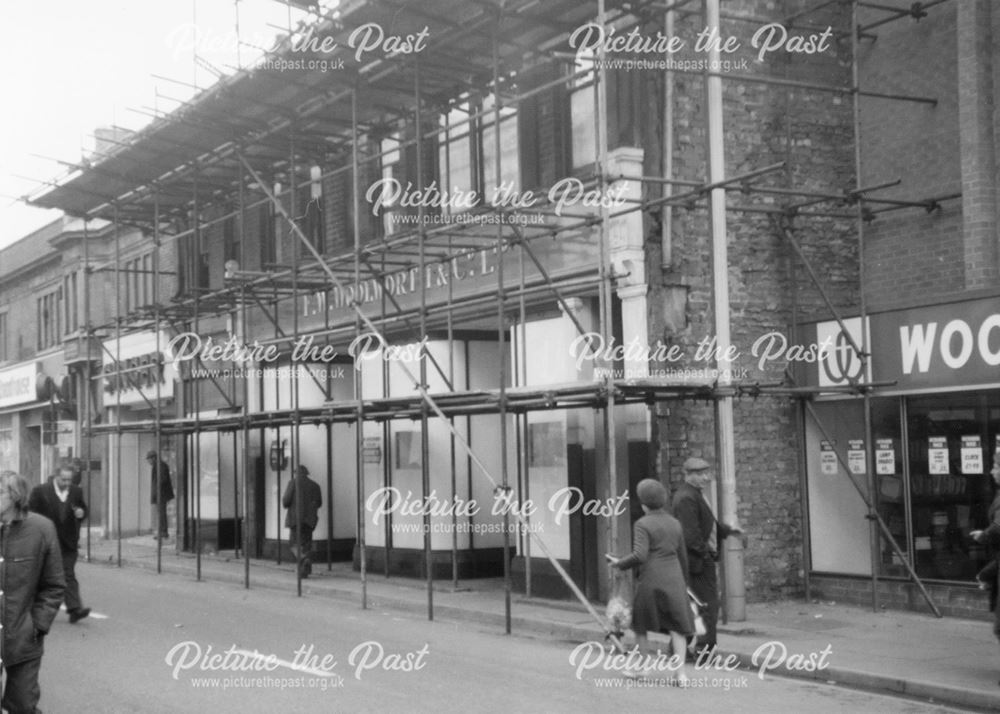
[
  {"x1": 415, "y1": 59, "x2": 434, "y2": 621},
  {"x1": 194, "y1": 169, "x2": 202, "y2": 582},
  {"x1": 352, "y1": 90, "x2": 368, "y2": 609},
  {"x1": 596, "y1": 0, "x2": 620, "y2": 586},
  {"x1": 491, "y1": 30, "x2": 512, "y2": 635},
  {"x1": 703, "y1": 0, "x2": 745, "y2": 622},
  {"x1": 154, "y1": 191, "x2": 163, "y2": 574},
  {"x1": 291, "y1": 128, "x2": 303, "y2": 598},
  {"x1": 83, "y1": 217, "x2": 92, "y2": 563},
  {"x1": 851, "y1": 0, "x2": 880, "y2": 612},
  {"x1": 114, "y1": 204, "x2": 123, "y2": 568},
  {"x1": 239, "y1": 162, "x2": 251, "y2": 588}
]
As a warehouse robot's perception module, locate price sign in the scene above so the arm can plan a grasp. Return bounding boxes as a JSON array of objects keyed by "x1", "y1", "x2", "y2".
[
  {"x1": 847, "y1": 439, "x2": 866, "y2": 475},
  {"x1": 961, "y1": 435, "x2": 982, "y2": 475},
  {"x1": 875, "y1": 438, "x2": 895, "y2": 475},
  {"x1": 820, "y1": 440, "x2": 837, "y2": 475},
  {"x1": 928, "y1": 437, "x2": 949, "y2": 475}
]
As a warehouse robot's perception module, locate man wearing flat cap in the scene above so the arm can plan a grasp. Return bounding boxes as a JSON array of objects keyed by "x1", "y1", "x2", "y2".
[
  {"x1": 282, "y1": 464, "x2": 323, "y2": 578},
  {"x1": 672, "y1": 456, "x2": 743, "y2": 654}
]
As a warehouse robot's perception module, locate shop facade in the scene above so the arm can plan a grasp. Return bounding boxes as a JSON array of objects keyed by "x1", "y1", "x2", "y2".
[{"x1": 802, "y1": 293, "x2": 1000, "y2": 615}]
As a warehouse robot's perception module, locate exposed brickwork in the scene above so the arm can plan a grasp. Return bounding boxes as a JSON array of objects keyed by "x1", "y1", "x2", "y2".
[
  {"x1": 645, "y1": 0, "x2": 858, "y2": 602},
  {"x1": 857, "y1": 1, "x2": 998, "y2": 308},
  {"x1": 810, "y1": 574, "x2": 992, "y2": 621}
]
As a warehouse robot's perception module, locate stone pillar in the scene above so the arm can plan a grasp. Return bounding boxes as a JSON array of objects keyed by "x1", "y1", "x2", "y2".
[{"x1": 606, "y1": 148, "x2": 653, "y2": 597}]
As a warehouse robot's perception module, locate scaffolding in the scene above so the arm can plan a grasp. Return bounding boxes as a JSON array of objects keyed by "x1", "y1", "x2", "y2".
[{"x1": 24, "y1": 0, "x2": 963, "y2": 635}]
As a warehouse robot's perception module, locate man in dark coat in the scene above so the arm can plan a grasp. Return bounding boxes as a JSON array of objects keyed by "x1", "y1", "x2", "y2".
[
  {"x1": 971, "y1": 455, "x2": 1000, "y2": 658},
  {"x1": 146, "y1": 450, "x2": 175, "y2": 539},
  {"x1": 282, "y1": 465, "x2": 322, "y2": 578},
  {"x1": 29, "y1": 462, "x2": 90, "y2": 623},
  {"x1": 1, "y1": 470, "x2": 65, "y2": 714},
  {"x1": 672, "y1": 456, "x2": 743, "y2": 655}
]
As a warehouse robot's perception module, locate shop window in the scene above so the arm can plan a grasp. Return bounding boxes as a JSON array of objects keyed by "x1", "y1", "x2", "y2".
[
  {"x1": 906, "y1": 392, "x2": 999, "y2": 582},
  {"x1": 871, "y1": 398, "x2": 905, "y2": 577}
]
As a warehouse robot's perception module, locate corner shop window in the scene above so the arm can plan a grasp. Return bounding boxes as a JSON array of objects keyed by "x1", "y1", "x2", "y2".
[{"x1": 906, "y1": 392, "x2": 999, "y2": 581}]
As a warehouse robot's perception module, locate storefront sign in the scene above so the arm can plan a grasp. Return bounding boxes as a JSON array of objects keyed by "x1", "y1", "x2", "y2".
[
  {"x1": 804, "y1": 295, "x2": 1000, "y2": 392},
  {"x1": 928, "y1": 436, "x2": 949, "y2": 475},
  {"x1": 295, "y1": 233, "x2": 599, "y2": 333},
  {"x1": 815, "y1": 318, "x2": 870, "y2": 387},
  {"x1": 875, "y1": 439, "x2": 896, "y2": 475},
  {"x1": 0, "y1": 363, "x2": 38, "y2": 408},
  {"x1": 101, "y1": 331, "x2": 176, "y2": 406},
  {"x1": 847, "y1": 439, "x2": 866, "y2": 475},
  {"x1": 961, "y1": 435, "x2": 983, "y2": 475},
  {"x1": 820, "y1": 441, "x2": 837, "y2": 475}
]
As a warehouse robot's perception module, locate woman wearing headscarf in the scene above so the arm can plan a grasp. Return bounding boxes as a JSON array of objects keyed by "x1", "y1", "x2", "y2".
[{"x1": 607, "y1": 478, "x2": 694, "y2": 682}]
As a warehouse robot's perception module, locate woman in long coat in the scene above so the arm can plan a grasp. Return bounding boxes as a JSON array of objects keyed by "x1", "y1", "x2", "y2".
[{"x1": 607, "y1": 478, "x2": 694, "y2": 680}]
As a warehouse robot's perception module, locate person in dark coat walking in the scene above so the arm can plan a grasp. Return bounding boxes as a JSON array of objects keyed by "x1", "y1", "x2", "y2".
[
  {"x1": 1, "y1": 470, "x2": 65, "y2": 714},
  {"x1": 282, "y1": 465, "x2": 322, "y2": 578},
  {"x1": 672, "y1": 457, "x2": 743, "y2": 656},
  {"x1": 971, "y1": 454, "x2": 1000, "y2": 679},
  {"x1": 146, "y1": 450, "x2": 175, "y2": 539},
  {"x1": 607, "y1": 478, "x2": 693, "y2": 682},
  {"x1": 29, "y1": 462, "x2": 90, "y2": 623}
]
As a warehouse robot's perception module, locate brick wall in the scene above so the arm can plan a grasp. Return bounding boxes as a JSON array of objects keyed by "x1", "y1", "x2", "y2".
[
  {"x1": 644, "y1": 0, "x2": 859, "y2": 601},
  {"x1": 810, "y1": 573, "x2": 991, "y2": 621},
  {"x1": 858, "y1": 1, "x2": 999, "y2": 308}
]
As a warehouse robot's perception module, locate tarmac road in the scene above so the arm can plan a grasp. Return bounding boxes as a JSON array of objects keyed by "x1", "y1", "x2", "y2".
[{"x1": 30, "y1": 563, "x2": 968, "y2": 714}]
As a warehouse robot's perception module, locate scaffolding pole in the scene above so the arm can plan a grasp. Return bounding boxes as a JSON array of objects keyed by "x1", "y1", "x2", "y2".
[
  {"x1": 114, "y1": 204, "x2": 123, "y2": 569},
  {"x1": 83, "y1": 218, "x2": 93, "y2": 563},
  {"x1": 704, "y1": 0, "x2": 745, "y2": 623},
  {"x1": 154, "y1": 191, "x2": 164, "y2": 574},
  {"x1": 352, "y1": 90, "x2": 368, "y2": 610},
  {"x1": 852, "y1": 0, "x2": 880, "y2": 613}
]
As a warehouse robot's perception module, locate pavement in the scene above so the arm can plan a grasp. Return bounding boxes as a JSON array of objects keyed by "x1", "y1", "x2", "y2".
[{"x1": 78, "y1": 533, "x2": 1000, "y2": 713}]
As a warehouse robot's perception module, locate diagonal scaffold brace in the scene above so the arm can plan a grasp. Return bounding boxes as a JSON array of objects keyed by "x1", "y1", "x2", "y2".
[{"x1": 236, "y1": 151, "x2": 627, "y2": 651}]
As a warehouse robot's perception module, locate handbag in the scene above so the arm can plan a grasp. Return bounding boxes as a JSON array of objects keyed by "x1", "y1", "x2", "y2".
[{"x1": 687, "y1": 587, "x2": 707, "y2": 637}]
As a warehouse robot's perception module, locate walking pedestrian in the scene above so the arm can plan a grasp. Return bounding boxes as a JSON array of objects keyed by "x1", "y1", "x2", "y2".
[
  {"x1": 282, "y1": 465, "x2": 322, "y2": 579},
  {"x1": 0, "y1": 471, "x2": 65, "y2": 714},
  {"x1": 29, "y1": 462, "x2": 91, "y2": 623},
  {"x1": 672, "y1": 456, "x2": 743, "y2": 656},
  {"x1": 607, "y1": 478, "x2": 694, "y2": 684},
  {"x1": 970, "y1": 454, "x2": 1000, "y2": 684},
  {"x1": 146, "y1": 450, "x2": 175, "y2": 540}
]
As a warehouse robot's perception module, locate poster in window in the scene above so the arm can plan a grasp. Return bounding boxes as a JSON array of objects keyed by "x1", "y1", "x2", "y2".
[
  {"x1": 820, "y1": 440, "x2": 837, "y2": 475},
  {"x1": 847, "y1": 439, "x2": 866, "y2": 475},
  {"x1": 961, "y1": 435, "x2": 982, "y2": 475},
  {"x1": 928, "y1": 436, "x2": 949, "y2": 475},
  {"x1": 875, "y1": 438, "x2": 896, "y2": 475}
]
